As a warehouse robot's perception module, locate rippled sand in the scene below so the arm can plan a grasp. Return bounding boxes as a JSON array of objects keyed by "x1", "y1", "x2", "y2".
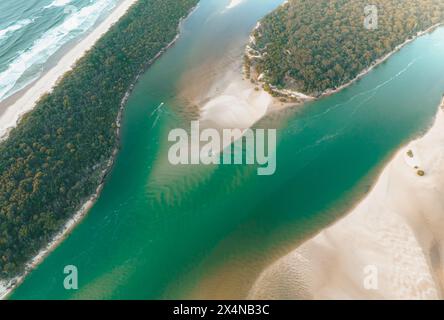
[{"x1": 249, "y1": 100, "x2": 444, "y2": 300}]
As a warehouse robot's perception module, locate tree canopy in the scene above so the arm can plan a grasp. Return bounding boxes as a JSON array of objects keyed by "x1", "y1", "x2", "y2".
[
  {"x1": 248, "y1": 0, "x2": 444, "y2": 96},
  {"x1": 0, "y1": 0, "x2": 198, "y2": 278}
]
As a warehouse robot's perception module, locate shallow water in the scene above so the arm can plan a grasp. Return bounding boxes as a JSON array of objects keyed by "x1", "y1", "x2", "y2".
[{"x1": 10, "y1": 0, "x2": 444, "y2": 299}]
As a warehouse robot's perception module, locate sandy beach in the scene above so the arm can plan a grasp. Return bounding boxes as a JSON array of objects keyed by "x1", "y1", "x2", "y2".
[
  {"x1": 248, "y1": 98, "x2": 444, "y2": 300},
  {"x1": 0, "y1": 0, "x2": 201, "y2": 300},
  {"x1": 2, "y1": 0, "x2": 442, "y2": 301},
  {"x1": 199, "y1": 68, "x2": 272, "y2": 131},
  {"x1": 0, "y1": 0, "x2": 139, "y2": 141},
  {"x1": 0, "y1": 0, "x2": 139, "y2": 298}
]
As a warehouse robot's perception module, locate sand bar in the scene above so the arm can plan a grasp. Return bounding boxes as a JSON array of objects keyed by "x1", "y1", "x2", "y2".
[{"x1": 249, "y1": 98, "x2": 444, "y2": 300}]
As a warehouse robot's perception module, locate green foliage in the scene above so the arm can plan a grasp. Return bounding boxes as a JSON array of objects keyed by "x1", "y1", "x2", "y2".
[
  {"x1": 251, "y1": 0, "x2": 444, "y2": 96},
  {"x1": 0, "y1": 0, "x2": 198, "y2": 278}
]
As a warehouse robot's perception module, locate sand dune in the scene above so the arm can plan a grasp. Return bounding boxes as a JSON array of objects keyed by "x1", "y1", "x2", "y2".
[{"x1": 249, "y1": 98, "x2": 444, "y2": 300}]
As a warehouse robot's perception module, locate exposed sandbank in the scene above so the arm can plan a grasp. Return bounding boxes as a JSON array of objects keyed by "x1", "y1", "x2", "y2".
[{"x1": 249, "y1": 98, "x2": 444, "y2": 300}]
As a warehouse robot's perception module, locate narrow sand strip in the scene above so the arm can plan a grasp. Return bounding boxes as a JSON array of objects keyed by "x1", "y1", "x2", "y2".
[
  {"x1": 0, "y1": 0, "x2": 139, "y2": 299},
  {"x1": 0, "y1": 1, "x2": 198, "y2": 300},
  {"x1": 249, "y1": 98, "x2": 444, "y2": 300},
  {"x1": 0, "y1": 0, "x2": 139, "y2": 141}
]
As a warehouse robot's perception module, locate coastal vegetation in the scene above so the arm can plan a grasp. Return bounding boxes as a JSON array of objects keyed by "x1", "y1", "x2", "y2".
[
  {"x1": 247, "y1": 0, "x2": 444, "y2": 96},
  {"x1": 0, "y1": 0, "x2": 198, "y2": 278}
]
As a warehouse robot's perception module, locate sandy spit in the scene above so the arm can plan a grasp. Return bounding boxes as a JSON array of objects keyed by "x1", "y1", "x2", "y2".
[{"x1": 249, "y1": 98, "x2": 444, "y2": 300}]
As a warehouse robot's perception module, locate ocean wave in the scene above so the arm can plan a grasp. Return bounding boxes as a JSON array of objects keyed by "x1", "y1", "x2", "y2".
[
  {"x1": 44, "y1": 0, "x2": 73, "y2": 9},
  {"x1": 0, "y1": 0, "x2": 117, "y2": 102},
  {"x1": 0, "y1": 19, "x2": 33, "y2": 41}
]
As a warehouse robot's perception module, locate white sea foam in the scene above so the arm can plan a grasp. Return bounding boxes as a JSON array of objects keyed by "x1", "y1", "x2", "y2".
[
  {"x1": 0, "y1": 19, "x2": 33, "y2": 40},
  {"x1": 0, "y1": 0, "x2": 117, "y2": 102},
  {"x1": 44, "y1": 0, "x2": 73, "y2": 9}
]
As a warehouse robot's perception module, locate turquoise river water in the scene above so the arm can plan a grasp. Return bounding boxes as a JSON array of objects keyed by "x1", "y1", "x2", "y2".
[{"x1": 10, "y1": 0, "x2": 444, "y2": 299}]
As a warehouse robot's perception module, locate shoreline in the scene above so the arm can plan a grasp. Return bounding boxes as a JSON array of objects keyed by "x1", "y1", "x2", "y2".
[
  {"x1": 0, "y1": 0, "x2": 139, "y2": 141},
  {"x1": 249, "y1": 97, "x2": 444, "y2": 299},
  {"x1": 0, "y1": 2, "x2": 199, "y2": 300},
  {"x1": 319, "y1": 23, "x2": 444, "y2": 98},
  {"x1": 246, "y1": 22, "x2": 443, "y2": 103}
]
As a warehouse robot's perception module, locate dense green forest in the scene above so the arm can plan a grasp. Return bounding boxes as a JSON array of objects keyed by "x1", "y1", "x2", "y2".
[
  {"x1": 247, "y1": 0, "x2": 444, "y2": 96},
  {"x1": 0, "y1": 0, "x2": 198, "y2": 278}
]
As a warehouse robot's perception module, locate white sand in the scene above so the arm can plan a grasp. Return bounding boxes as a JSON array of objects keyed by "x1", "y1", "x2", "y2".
[
  {"x1": 0, "y1": 0, "x2": 139, "y2": 141},
  {"x1": 199, "y1": 72, "x2": 272, "y2": 153},
  {"x1": 201, "y1": 79, "x2": 271, "y2": 130},
  {"x1": 0, "y1": 0, "x2": 139, "y2": 300},
  {"x1": 248, "y1": 99, "x2": 444, "y2": 300},
  {"x1": 0, "y1": 1, "x2": 199, "y2": 299},
  {"x1": 247, "y1": 21, "x2": 442, "y2": 100},
  {"x1": 226, "y1": 0, "x2": 245, "y2": 10}
]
